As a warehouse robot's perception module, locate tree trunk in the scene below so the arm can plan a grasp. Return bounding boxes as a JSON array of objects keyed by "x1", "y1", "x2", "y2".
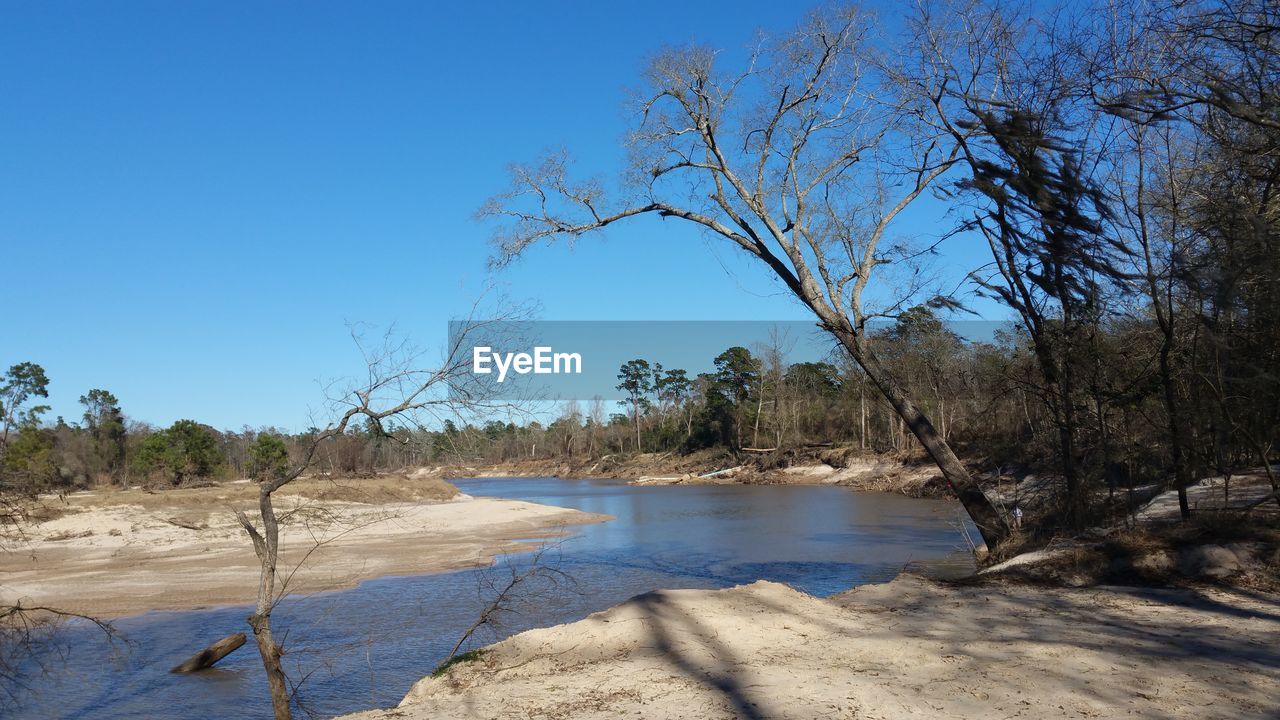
[
  {"x1": 836, "y1": 331, "x2": 1008, "y2": 548},
  {"x1": 859, "y1": 382, "x2": 867, "y2": 450},
  {"x1": 1160, "y1": 343, "x2": 1193, "y2": 520},
  {"x1": 249, "y1": 613, "x2": 291, "y2": 720},
  {"x1": 246, "y1": 488, "x2": 293, "y2": 720},
  {"x1": 632, "y1": 397, "x2": 642, "y2": 453},
  {"x1": 1049, "y1": 266, "x2": 1087, "y2": 528},
  {"x1": 938, "y1": 393, "x2": 947, "y2": 442},
  {"x1": 753, "y1": 391, "x2": 763, "y2": 449},
  {"x1": 170, "y1": 632, "x2": 246, "y2": 673},
  {"x1": 1056, "y1": 416, "x2": 1082, "y2": 525},
  {"x1": 1023, "y1": 314, "x2": 1082, "y2": 527}
]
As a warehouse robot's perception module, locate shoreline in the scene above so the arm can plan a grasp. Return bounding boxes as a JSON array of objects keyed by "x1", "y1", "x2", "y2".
[
  {"x1": 437, "y1": 450, "x2": 955, "y2": 497},
  {"x1": 0, "y1": 474, "x2": 610, "y2": 619},
  {"x1": 341, "y1": 573, "x2": 1280, "y2": 720}
]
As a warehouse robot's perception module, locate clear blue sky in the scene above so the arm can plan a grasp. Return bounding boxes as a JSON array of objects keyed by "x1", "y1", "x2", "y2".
[{"x1": 0, "y1": 1, "x2": 1004, "y2": 430}]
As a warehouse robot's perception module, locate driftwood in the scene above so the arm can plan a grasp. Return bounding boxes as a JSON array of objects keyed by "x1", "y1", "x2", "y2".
[
  {"x1": 170, "y1": 632, "x2": 246, "y2": 672},
  {"x1": 164, "y1": 516, "x2": 207, "y2": 531}
]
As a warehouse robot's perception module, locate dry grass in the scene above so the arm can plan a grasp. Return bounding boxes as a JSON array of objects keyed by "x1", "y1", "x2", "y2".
[
  {"x1": 977, "y1": 515, "x2": 1280, "y2": 592},
  {"x1": 281, "y1": 473, "x2": 459, "y2": 504},
  {"x1": 51, "y1": 472, "x2": 459, "y2": 515}
]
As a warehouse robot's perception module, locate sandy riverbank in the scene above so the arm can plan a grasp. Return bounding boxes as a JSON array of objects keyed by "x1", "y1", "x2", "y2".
[
  {"x1": 341, "y1": 572, "x2": 1280, "y2": 720},
  {"x1": 0, "y1": 472, "x2": 610, "y2": 618}
]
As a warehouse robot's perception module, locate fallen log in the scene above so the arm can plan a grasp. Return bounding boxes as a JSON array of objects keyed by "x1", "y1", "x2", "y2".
[
  {"x1": 164, "y1": 516, "x2": 206, "y2": 531},
  {"x1": 170, "y1": 632, "x2": 246, "y2": 673}
]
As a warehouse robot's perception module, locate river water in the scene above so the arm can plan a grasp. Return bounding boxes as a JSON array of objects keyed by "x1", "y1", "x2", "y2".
[{"x1": 13, "y1": 477, "x2": 976, "y2": 719}]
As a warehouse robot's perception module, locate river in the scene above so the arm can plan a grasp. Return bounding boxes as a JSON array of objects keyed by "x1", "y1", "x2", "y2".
[{"x1": 13, "y1": 477, "x2": 976, "y2": 719}]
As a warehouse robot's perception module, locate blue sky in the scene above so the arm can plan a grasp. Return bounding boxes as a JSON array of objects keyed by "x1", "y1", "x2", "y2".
[{"x1": 1, "y1": 1, "x2": 1004, "y2": 430}]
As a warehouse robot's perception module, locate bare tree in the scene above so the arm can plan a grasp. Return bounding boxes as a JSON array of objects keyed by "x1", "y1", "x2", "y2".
[
  {"x1": 907, "y1": 0, "x2": 1143, "y2": 526},
  {"x1": 1098, "y1": 0, "x2": 1280, "y2": 133},
  {"x1": 442, "y1": 541, "x2": 577, "y2": 667},
  {"x1": 234, "y1": 319, "x2": 508, "y2": 720},
  {"x1": 479, "y1": 7, "x2": 1007, "y2": 546},
  {"x1": 587, "y1": 396, "x2": 605, "y2": 457},
  {"x1": 1090, "y1": 4, "x2": 1203, "y2": 519}
]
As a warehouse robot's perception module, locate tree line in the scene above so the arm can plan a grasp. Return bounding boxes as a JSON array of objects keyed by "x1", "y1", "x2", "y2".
[{"x1": 0, "y1": 361, "x2": 459, "y2": 496}]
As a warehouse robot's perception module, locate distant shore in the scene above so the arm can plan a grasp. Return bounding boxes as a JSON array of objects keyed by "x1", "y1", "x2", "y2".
[{"x1": 436, "y1": 449, "x2": 955, "y2": 497}]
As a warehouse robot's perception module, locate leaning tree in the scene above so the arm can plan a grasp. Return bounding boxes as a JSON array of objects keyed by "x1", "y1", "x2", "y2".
[{"x1": 479, "y1": 6, "x2": 1008, "y2": 545}]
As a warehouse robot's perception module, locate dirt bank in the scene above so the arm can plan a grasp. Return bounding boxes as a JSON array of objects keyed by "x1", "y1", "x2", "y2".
[
  {"x1": 341, "y1": 572, "x2": 1280, "y2": 720},
  {"x1": 0, "y1": 471, "x2": 610, "y2": 618},
  {"x1": 438, "y1": 449, "x2": 954, "y2": 497}
]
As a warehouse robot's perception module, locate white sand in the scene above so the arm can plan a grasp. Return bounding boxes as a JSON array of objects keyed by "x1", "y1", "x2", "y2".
[
  {"x1": 1137, "y1": 469, "x2": 1279, "y2": 522},
  {"x1": 0, "y1": 492, "x2": 609, "y2": 618}
]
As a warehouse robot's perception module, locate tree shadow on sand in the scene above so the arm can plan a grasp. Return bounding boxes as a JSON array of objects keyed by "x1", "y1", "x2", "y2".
[{"x1": 631, "y1": 590, "x2": 767, "y2": 720}]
